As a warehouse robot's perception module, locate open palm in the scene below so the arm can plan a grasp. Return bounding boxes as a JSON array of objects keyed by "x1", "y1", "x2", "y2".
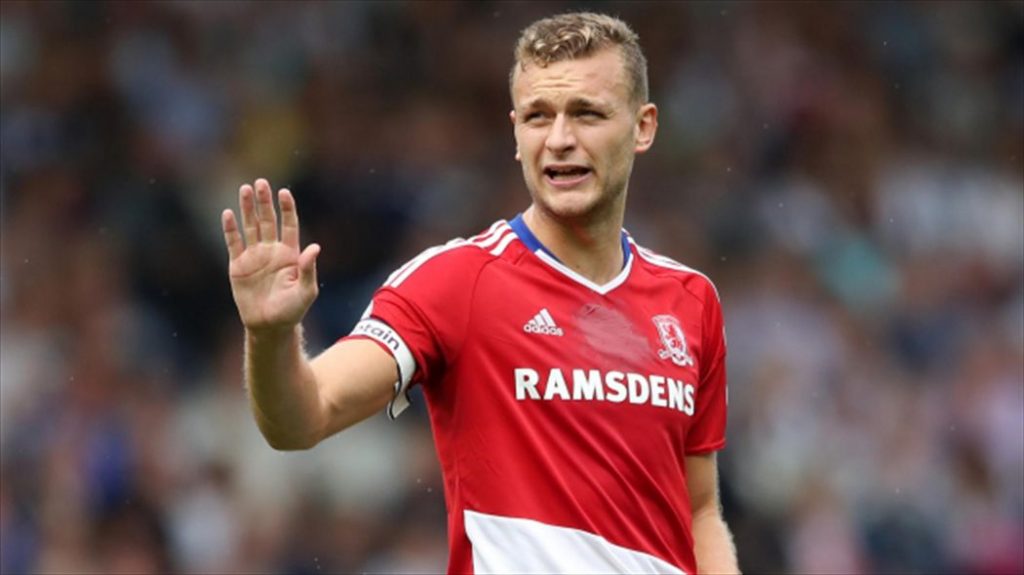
[{"x1": 222, "y1": 179, "x2": 321, "y2": 332}]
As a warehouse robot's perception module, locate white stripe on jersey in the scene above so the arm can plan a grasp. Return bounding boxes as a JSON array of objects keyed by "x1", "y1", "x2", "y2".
[
  {"x1": 464, "y1": 509, "x2": 685, "y2": 575},
  {"x1": 489, "y1": 229, "x2": 517, "y2": 256},
  {"x1": 385, "y1": 221, "x2": 511, "y2": 288},
  {"x1": 630, "y1": 240, "x2": 720, "y2": 300},
  {"x1": 473, "y1": 221, "x2": 512, "y2": 248},
  {"x1": 389, "y1": 243, "x2": 458, "y2": 288}
]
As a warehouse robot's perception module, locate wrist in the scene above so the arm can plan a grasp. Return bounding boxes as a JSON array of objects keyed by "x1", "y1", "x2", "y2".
[{"x1": 246, "y1": 324, "x2": 302, "y2": 346}]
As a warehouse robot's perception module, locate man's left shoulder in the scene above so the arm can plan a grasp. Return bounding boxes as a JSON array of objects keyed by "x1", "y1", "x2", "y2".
[{"x1": 629, "y1": 240, "x2": 721, "y2": 303}]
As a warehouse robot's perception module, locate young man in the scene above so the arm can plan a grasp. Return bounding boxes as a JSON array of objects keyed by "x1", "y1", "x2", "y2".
[{"x1": 222, "y1": 12, "x2": 739, "y2": 575}]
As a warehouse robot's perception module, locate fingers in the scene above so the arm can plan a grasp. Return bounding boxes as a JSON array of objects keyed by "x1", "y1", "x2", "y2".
[
  {"x1": 239, "y1": 184, "x2": 259, "y2": 246},
  {"x1": 254, "y1": 178, "x2": 278, "y2": 243},
  {"x1": 298, "y1": 243, "x2": 320, "y2": 291},
  {"x1": 279, "y1": 188, "x2": 300, "y2": 249},
  {"x1": 236, "y1": 179, "x2": 298, "y2": 249},
  {"x1": 222, "y1": 209, "x2": 245, "y2": 260}
]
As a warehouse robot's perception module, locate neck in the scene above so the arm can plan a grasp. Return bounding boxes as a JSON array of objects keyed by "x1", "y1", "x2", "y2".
[{"x1": 523, "y1": 204, "x2": 626, "y2": 285}]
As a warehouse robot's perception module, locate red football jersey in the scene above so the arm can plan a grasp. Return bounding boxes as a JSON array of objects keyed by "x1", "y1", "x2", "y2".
[{"x1": 348, "y1": 215, "x2": 727, "y2": 574}]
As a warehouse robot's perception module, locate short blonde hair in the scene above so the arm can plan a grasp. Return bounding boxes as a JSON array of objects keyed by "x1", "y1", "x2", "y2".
[{"x1": 511, "y1": 12, "x2": 649, "y2": 106}]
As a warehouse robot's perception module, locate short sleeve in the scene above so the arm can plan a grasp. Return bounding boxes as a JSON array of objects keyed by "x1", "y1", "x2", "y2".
[
  {"x1": 346, "y1": 245, "x2": 481, "y2": 418},
  {"x1": 684, "y1": 282, "x2": 727, "y2": 454}
]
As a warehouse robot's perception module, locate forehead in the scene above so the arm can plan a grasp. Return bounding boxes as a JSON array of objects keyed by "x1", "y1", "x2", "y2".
[{"x1": 512, "y1": 48, "x2": 631, "y2": 108}]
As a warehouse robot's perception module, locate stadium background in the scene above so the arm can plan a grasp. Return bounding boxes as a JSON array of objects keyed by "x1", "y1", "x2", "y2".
[{"x1": 1, "y1": 1, "x2": 1021, "y2": 573}]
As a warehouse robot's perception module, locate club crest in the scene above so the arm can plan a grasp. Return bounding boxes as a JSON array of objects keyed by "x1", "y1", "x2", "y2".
[{"x1": 652, "y1": 314, "x2": 694, "y2": 367}]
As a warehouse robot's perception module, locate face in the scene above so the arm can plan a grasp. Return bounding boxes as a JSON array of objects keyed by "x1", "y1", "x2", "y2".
[{"x1": 511, "y1": 48, "x2": 657, "y2": 224}]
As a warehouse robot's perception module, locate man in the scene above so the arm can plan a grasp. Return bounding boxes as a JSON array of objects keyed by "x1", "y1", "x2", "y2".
[{"x1": 221, "y1": 12, "x2": 739, "y2": 575}]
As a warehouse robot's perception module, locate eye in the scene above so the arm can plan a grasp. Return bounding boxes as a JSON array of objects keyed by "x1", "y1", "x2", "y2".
[{"x1": 577, "y1": 109, "x2": 605, "y2": 119}]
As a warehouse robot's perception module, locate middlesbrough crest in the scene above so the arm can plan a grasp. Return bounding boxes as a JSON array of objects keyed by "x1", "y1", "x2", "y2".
[{"x1": 652, "y1": 314, "x2": 694, "y2": 367}]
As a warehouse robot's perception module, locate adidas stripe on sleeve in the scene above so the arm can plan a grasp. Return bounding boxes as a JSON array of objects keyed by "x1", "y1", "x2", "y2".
[{"x1": 347, "y1": 221, "x2": 511, "y2": 416}]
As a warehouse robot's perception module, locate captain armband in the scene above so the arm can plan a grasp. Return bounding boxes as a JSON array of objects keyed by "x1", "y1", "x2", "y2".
[{"x1": 350, "y1": 318, "x2": 417, "y2": 418}]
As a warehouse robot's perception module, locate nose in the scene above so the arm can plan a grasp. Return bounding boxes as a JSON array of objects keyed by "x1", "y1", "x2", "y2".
[{"x1": 544, "y1": 113, "x2": 576, "y2": 156}]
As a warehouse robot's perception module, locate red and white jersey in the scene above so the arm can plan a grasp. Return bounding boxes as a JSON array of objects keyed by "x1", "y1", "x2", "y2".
[{"x1": 348, "y1": 215, "x2": 728, "y2": 575}]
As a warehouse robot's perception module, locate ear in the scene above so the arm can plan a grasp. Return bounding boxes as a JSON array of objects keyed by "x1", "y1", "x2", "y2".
[
  {"x1": 510, "y1": 110, "x2": 521, "y2": 161},
  {"x1": 634, "y1": 103, "x2": 658, "y2": 154}
]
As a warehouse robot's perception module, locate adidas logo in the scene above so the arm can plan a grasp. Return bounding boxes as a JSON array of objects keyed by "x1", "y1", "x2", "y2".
[{"x1": 523, "y1": 308, "x2": 564, "y2": 336}]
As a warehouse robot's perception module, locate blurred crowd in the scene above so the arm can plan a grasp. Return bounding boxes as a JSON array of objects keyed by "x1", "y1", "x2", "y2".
[{"x1": 1, "y1": 2, "x2": 1022, "y2": 573}]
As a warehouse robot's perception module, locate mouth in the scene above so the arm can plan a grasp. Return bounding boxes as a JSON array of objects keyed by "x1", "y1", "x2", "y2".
[{"x1": 543, "y1": 165, "x2": 592, "y2": 188}]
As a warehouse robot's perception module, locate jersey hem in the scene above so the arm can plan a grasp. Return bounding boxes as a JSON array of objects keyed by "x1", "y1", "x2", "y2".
[{"x1": 684, "y1": 438, "x2": 727, "y2": 455}]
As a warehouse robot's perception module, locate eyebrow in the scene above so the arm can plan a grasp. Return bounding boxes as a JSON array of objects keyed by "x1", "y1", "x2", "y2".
[{"x1": 520, "y1": 96, "x2": 610, "y2": 111}]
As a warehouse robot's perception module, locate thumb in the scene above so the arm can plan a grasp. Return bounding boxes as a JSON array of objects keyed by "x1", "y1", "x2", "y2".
[{"x1": 298, "y1": 243, "x2": 320, "y2": 290}]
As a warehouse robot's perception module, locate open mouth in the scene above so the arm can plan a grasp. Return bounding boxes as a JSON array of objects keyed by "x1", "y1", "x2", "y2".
[{"x1": 544, "y1": 165, "x2": 592, "y2": 184}]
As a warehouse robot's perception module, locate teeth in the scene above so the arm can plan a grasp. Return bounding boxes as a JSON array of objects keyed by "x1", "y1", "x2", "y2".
[{"x1": 547, "y1": 167, "x2": 588, "y2": 177}]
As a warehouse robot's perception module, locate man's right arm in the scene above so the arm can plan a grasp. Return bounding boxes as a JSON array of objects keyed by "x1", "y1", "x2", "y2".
[
  {"x1": 223, "y1": 179, "x2": 398, "y2": 450},
  {"x1": 245, "y1": 327, "x2": 397, "y2": 450}
]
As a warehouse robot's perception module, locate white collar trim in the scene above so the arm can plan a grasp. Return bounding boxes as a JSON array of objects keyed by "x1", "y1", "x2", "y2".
[{"x1": 533, "y1": 248, "x2": 633, "y2": 295}]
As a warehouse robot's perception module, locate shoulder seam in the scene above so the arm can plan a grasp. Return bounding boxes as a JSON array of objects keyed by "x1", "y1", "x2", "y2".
[
  {"x1": 384, "y1": 221, "x2": 512, "y2": 288},
  {"x1": 630, "y1": 239, "x2": 720, "y2": 301}
]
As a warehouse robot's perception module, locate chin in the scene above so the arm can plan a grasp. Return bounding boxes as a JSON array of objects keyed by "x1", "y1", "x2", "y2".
[
  {"x1": 524, "y1": 169, "x2": 625, "y2": 222},
  {"x1": 536, "y1": 189, "x2": 607, "y2": 221},
  {"x1": 540, "y1": 195, "x2": 610, "y2": 225}
]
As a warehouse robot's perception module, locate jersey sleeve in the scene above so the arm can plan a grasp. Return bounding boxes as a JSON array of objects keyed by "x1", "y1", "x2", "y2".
[
  {"x1": 684, "y1": 281, "x2": 727, "y2": 454},
  {"x1": 345, "y1": 244, "x2": 481, "y2": 418}
]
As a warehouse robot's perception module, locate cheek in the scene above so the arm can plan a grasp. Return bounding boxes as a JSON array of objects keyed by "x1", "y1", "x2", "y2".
[
  {"x1": 589, "y1": 133, "x2": 633, "y2": 169},
  {"x1": 615, "y1": 129, "x2": 639, "y2": 161},
  {"x1": 526, "y1": 129, "x2": 548, "y2": 148},
  {"x1": 518, "y1": 136, "x2": 547, "y2": 167}
]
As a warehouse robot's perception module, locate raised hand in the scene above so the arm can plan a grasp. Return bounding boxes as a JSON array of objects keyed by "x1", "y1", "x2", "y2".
[{"x1": 222, "y1": 179, "x2": 321, "y2": 333}]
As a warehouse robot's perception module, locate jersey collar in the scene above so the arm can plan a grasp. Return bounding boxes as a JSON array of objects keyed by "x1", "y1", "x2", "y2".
[{"x1": 509, "y1": 213, "x2": 633, "y2": 295}]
